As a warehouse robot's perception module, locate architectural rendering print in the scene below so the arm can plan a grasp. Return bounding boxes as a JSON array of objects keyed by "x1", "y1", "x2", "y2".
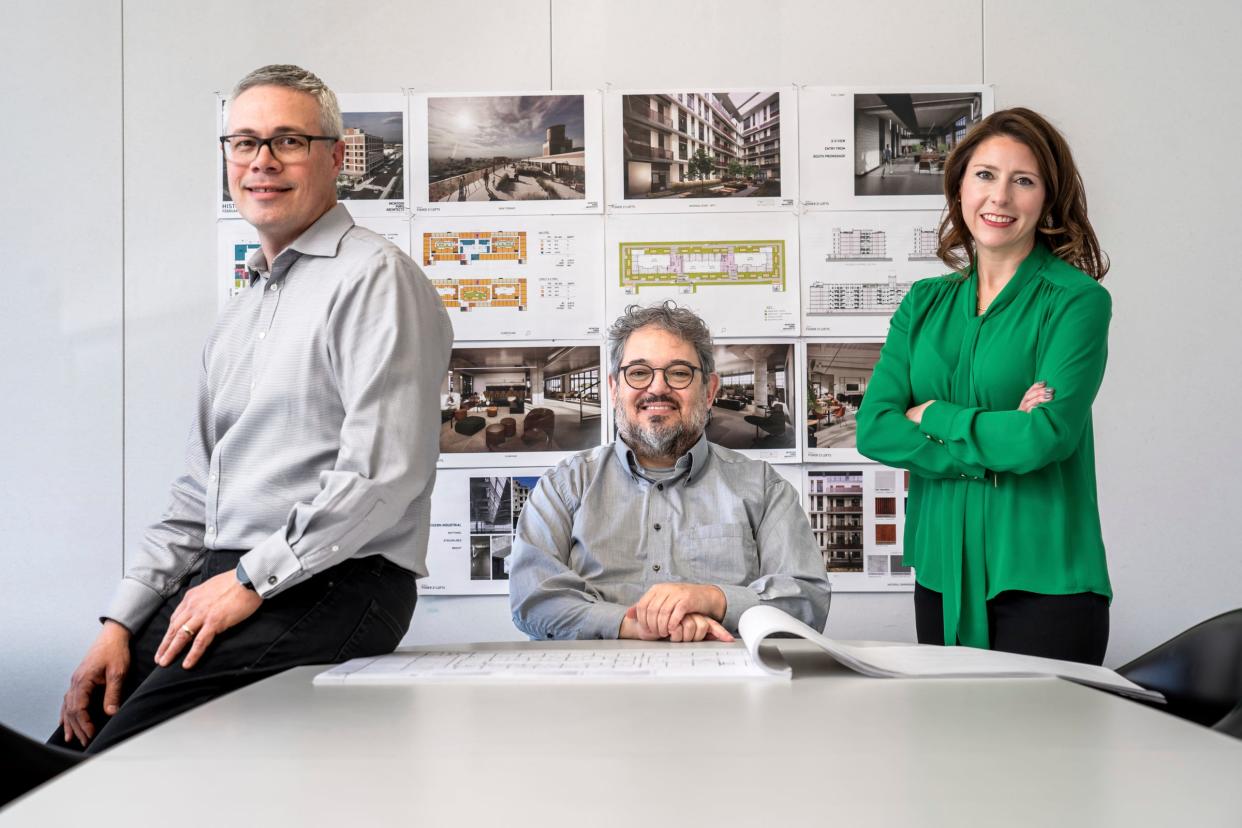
[
  {"x1": 853, "y1": 92, "x2": 983, "y2": 196},
  {"x1": 427, "y1": 95, "x2": 587, "y2": 202},
  {"x1": 622, "y1": 90, "x2": 782, "y2": 199},
  {"x1": 337, "y1": 110, "x2": 404, "y2": 200}
]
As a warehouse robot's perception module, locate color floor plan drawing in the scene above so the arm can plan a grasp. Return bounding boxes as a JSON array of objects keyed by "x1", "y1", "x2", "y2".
[
  {"x1": 229, "y1": 242, "x2": 260, "y2": 297},
  {"x1": 434, "y1": 278, "x2": 528, "y2": 311},
  {"x1": 619, "y1": 240, "x2": 786, "y2": 292},
  {"x1": 424, "y1": 231, "x2": 527, "y2": 266}
]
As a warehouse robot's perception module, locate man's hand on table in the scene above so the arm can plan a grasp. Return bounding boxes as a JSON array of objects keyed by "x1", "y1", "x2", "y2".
[
  {"x1": 154, "y1": 571, "x2": 263, "y2": 670},
  {"x1": 617, "y1": 583, "x2": 735, "y2": 643},
  {"x1": 632, "y1": 582, "x2": 727, "y2": 638}
]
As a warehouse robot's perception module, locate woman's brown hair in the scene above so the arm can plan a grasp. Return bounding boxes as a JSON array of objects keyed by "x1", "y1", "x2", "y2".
[{"x1": 937, "y1": 107, "x2": 1109, "y2": 280}]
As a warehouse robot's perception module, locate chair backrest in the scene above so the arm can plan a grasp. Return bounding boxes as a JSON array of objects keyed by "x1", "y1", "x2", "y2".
[
  {"x1": 1117, "y1": 608, "x2": 1242, "y2": 726},
  {"x1": 524, "y1": 408, "x2": 555, "y2": 434}
]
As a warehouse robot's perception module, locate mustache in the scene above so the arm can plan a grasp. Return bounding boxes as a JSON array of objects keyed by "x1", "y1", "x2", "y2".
[{"x1": 636, "y1": 394, "x2": 679, "y2": 409}]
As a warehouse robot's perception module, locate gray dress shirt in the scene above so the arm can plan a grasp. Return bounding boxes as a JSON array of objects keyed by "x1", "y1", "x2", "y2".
[
  {"x1": 104, "y1": 204, "x2": 453, "y2": 631},
  {"x1": 509, "y1": 435, "x2": 831, "y2": 640}
]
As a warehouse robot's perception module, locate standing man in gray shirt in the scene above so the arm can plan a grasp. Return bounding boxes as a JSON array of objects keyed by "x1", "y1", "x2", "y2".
[
  {"x1": 54, "y1": 65, "x2": 452, "y2": 752},
  {"x1": 509, "y1": 302, "x2": 830, "y2": 641}
]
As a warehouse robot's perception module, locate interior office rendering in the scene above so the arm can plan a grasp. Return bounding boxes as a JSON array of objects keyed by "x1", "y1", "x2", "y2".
[
  {"x1": 4, "y1": 0, "x2": 1241, "y2": 743},
  {"x1": 441, "y1": 345, "x2": 603, "y2": 454}
]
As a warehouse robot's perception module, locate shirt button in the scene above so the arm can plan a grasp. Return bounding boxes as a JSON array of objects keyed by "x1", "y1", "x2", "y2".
[
  {"x1": 270, "y1": 284, "x2": 279, "y2": 292},
  {"x1": 331, "y1": 545, "x2": 340, "y2": 553},
  {"x1": 652, "y1": 564, "x2": 661, "y2": 572},
  {"x1": 258, "y1": 331, "x2": 266, "y2": 339},
  {"x1": 267, "y1": 575, "x2": 278, "y2": 585},
  {"x1": 209, "y1": 474, "x2": 217, "y2": 481},
  {"x1": 657, "y1": 483, "x2": 664, "y2": 491},
  {"x1": 206, "y1": 526, "x2": 215, "y2": 534},
  {"x1": 654, "y1": 523, "x2": 661, "y2": 531}
]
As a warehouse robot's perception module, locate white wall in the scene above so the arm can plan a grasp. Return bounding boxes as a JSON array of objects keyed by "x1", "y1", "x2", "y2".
[{"x1": 3, "y1": 0, "x2": 1240, "y2": 738}]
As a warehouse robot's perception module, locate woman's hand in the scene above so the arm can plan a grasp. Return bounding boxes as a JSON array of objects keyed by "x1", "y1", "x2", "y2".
[
  {"x1": 905, "y1": 400, "x2": 934, "y2": 424},
  {"x1": 1017, "y1": 381, "x2": 1054, "y2": 413}
]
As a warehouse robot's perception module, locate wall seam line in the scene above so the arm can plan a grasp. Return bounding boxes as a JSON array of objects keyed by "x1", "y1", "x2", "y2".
[{"x1": 120, "y1": 0, "x2": 127, "y2": 577}]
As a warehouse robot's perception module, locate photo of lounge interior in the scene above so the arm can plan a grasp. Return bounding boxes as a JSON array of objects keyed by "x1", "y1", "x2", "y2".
[
  {"x1": 441, "y1": 345, "x2": 603, "y2": 454},
  {"x1": 806, "y1": 343, "x2": 883, "y2": 449},
  {"x1": 853, "y1": 92, "x2": 984, "y2": 197},
  {"x1": 703, "y1": 342, "x2": 796, "y2": 452}
]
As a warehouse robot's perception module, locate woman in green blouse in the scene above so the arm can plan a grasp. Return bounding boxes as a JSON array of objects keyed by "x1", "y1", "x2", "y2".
[{"x1": 856, "y1": 108, "x2": 1112, "y2": 664}]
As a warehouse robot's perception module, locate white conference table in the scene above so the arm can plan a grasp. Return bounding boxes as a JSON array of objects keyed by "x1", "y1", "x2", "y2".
[{"x1": 5, "y1": 640, "x2": 1242, "y2": 827}]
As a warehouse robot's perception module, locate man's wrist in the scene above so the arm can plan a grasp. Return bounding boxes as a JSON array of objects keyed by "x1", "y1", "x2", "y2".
[
  {"x1": 101, "y1": 618, "x2": 132, "y2": 641},
  {"x1": 235, "y1": 562, "x2": 257, "y2": 592},
  {"x1": 708, "y1": 585, "x2": 727, "y2": 620}
]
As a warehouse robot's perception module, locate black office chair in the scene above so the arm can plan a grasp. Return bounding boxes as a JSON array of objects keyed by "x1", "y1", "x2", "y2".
[
  {"x1": 1117, "y1": 608, "x2": 1242, "y2": 728},
  {"x1": 0, "y1": 722, "x2": 86, "y2": 807},
  {"x1": 1214, "y1": 699, "x2": 1242, "y2": 740}
]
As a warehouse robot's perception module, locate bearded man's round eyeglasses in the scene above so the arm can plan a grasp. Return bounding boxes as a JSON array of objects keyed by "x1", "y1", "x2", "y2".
[
  {"x1": 219, "y1": 134, "x2": 339, "y2": 163},
  {"x1": 619, "y1": 363, "x2": 703, "y2": 390}
]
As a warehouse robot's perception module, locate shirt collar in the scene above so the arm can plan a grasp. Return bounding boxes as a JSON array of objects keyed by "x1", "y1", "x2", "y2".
[
  {"x1": 245, "y1": 203, "x2": 356, "y2": 281},
  {"x1": 612, "y1": 431, "x2": 711, "y2": 485},
  {"x1": 967, "y1": 241, "x2": 1053, "y2": 318}
]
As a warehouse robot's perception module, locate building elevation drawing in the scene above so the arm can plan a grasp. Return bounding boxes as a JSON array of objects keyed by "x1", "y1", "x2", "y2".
[
  {"x1": 434, "y1": 278, "x2": 528, "y2": 311},
  {"x1": 807, "y1": 274, "x2": 913, "y2": 314},
  {"x1": 424, "y1": 231, "x2": 528, "y2": 266},
  {"x1": 909, "y1": 227, "x2": 939, "y2": 261},
  {"x1": 619, "y1": 240, "x2": 786, "y2": 292},
  {"x1": 828, "y1": 228, "x2": 890, "y2": 261}
]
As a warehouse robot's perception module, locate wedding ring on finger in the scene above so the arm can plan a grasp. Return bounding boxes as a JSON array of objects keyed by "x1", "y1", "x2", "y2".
[{"x1": 179, "y1": 624, "x2": 197, "y2": 638}]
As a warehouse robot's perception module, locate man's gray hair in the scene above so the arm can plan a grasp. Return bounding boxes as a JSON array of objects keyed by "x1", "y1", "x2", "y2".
[
  {"x1": 231, "y1": 64, "x2": 343, "y2": 138},
  {"x1": 606, "y1": 301, "x2": 716, "y2": 378}
]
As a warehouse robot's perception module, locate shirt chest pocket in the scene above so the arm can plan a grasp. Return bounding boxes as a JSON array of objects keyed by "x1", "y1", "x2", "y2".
[{"x1": 676, "y1": 522, "x2": 757, "y2": 585}]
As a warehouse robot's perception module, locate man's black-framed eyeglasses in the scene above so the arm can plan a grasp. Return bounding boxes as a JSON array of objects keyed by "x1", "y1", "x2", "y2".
[
  {"x1": 219, "y1": 134, "x2": 339, "y2": 163},
  {"x1": 619, "y1": 362, "x2": 703, "y2": 390}
]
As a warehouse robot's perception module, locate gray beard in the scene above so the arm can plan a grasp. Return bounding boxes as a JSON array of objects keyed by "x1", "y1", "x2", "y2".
[{"x1": 615, "y1": 393, "x2": 708, "y2": 463}]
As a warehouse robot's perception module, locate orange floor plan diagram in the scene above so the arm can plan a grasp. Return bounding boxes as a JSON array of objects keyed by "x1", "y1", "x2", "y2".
[
  {"x1": 434, "y1": 278, "x2": 528, "y2": 311},
  {"x1": 424, "y1": 231, "x2": 527, "y2": 266}
]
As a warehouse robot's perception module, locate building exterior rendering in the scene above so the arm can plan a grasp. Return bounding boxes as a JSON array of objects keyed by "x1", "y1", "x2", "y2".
[
  {"x1": 342, "y1": 127, "x2": 384, "y2": 178},
  {"x1": 622, "y1": 91, "x2": 781, "y2": 197}
]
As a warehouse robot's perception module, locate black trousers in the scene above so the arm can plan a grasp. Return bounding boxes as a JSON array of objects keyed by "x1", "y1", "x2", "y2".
[
  {"x1": 914, "y1": 583, "x2": 1109, "y2": 665},
  {"x1": 51, "y1": 549, "x2": 416, "y2": 754}
]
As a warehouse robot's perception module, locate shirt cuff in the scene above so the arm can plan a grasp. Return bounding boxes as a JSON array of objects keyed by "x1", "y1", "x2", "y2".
[
  {"x1": 241, "y1": 531, "x2": 304, "y2": 598},
  {"x1": 102, "y1": 577, "x2": 164, "y2": 632},
  {"x1": 919, "y1": 399, "x2": 964, "y2": 442},
  {"x1": 574, "y1": 602, "x2": 629, "y2": 640},
  {"x1": 718, "y1": 584, "x2": 759, "y2": 632}
]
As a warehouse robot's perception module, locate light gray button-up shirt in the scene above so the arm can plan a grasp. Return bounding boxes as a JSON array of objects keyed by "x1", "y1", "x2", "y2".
[
  {"x1": 509, "y1": 435, "x2": 831, "y2": 640},
  {"x1": 104, "y1": 204, "x2": 452, "y2": 631}
]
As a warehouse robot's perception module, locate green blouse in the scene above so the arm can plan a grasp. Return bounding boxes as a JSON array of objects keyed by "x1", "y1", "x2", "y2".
[{"x1": 856, "y1": 242, "x2": 1112, "y2": 649}]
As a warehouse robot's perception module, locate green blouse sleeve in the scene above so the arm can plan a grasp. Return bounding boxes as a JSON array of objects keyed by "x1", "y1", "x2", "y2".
[
  {"x1": 919, "y1": 284, "x2": 1111, "y2": 474},
  {"x1": 856, "y1": 288, "x2": 988, "y2": 480}
]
